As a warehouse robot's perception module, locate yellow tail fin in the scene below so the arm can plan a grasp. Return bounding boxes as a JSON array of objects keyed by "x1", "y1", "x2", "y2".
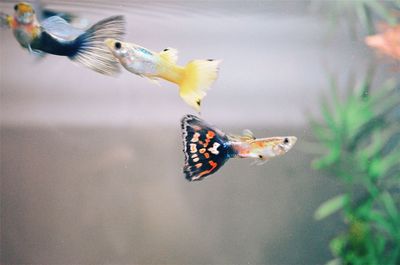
[{"x1": 178, "y1": 59, "x2": 221, "y2": 112}]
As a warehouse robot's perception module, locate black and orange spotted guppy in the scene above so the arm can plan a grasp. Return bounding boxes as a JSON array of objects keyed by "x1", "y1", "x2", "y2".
[{"x1": 181, "y1": 115, "x2": 297, "y2": 181}]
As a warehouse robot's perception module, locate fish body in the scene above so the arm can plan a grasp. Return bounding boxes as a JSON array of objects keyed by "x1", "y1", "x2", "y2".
[
  {"x1": 230, "y1": 136, "x2": 296, "y2": 161},
  {"x1": 105, "y1": 39, "x2": 220, "y2": 111},
  {"x1": 7, "y1": 3, "x2": 41, "y2": 49},
  {"x1": 181, "y1": 115, "x2": 297, "y2": 181},
  {"x1": 12, "y1": 19, "x2": 40, "y2": 49},
  {"x1": 109, "y1": 42, "x2": 159, "y2": 76},
  {"x1": 5, "y1": 2, "x2": 125, "y2": 75}
]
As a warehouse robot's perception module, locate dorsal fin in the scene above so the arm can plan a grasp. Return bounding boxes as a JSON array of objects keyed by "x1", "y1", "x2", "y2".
[
  {"x1": 159, "y1": 48, "x2": 178, "y2": 64},
  {"x1": 227, "y1": 130, "x2": 255, "y2": 142},
  {"x1": 41, "y1": 16, "x2": 84, "y2": 41},
  {"x1": 242, "y1": 129, "x2": 255, "y2": 140}
]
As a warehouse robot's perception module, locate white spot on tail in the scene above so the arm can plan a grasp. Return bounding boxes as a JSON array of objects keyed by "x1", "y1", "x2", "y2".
[
  {"x1": 191, "y1": 132, "x2": 200, "y2": 142},
  {"x1": 208, "y1": 142, "x2": 220, "y2": 155},
  {"x1": 190, "y1": 144, "x2": 197, "y2": 153}
]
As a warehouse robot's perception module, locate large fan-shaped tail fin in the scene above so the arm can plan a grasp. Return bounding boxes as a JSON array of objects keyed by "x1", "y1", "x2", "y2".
[
  {"x1": 71, "y1": 15, "x2": 125, "y2": 75},
  {"x1": 178, "y1": 60, "x2": 221, "y2": 112},
  {"x1": 181, "y1": 115, "x2": 236, "y2": 181}
]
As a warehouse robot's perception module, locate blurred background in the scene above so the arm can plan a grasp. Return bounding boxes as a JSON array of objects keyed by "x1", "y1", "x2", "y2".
[{"x1": 1, "y1": 0, "x2": 399, "y2": 264}]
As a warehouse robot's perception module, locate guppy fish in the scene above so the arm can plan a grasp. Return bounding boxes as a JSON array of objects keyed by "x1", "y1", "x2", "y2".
[
  {"x1": 104, "y1": 39, "x2": 221, "y2": 112},
  {"x1": 3, "y1": 2, "x2": 125, "y2": 75},
  {"x1": 181, "y1": 115, "x2": 297, "y2": 181}
]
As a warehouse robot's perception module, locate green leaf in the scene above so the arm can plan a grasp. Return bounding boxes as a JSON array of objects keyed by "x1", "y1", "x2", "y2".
[
  {"x1": 321, "y1": 98, "x2": 338, "y2": 133},
  {"x1": 311, "y1": 147, "x2": 341, "y2": 170},
  {"x1": 371, "y1": 149, "x2": 400, "y2": 178},
  {"x1": 369, "y1": 210, "x2": 393, "y2": 235},
  {"x1": 310, "y1": 119, "x2": 333, "y2": 143},
  {"x1": 356, "y1": 1, "x2": 373, "y2": 35},
  {"x1": 315, "y1": 194, "x2": 349, "y2": 220},
  {"x1": 387, "y1": 244, "x2": 400, "y2": 265},
  {"x1": 366, "y1": 0, "x2": 397, "y2": 26},
  {"x1": 329, "y1": 234, "x2": 347, "y2": 256},
  {"x1": 329, "y1": 76, "x2": 346, "y2": 123},
  {"x1": 381, "y1": 192, "x2": 399, "y2": 224}
]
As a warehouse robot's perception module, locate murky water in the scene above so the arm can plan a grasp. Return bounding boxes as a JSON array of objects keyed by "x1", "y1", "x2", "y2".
[{"x1": 0, "y1": 1, "x2": 386, "y2": 264}]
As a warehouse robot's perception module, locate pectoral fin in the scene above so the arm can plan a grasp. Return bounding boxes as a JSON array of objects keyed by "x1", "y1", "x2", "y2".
[
  {"x1": 227, "y1": 130, "x2": 255, "y2": 142},
  {"x1": 242, "y1": 129, "x2": 255, "y2": 140}
]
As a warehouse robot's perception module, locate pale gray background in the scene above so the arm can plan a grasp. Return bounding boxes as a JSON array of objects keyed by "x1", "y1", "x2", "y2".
[{"x1": 0, "y1": 0, "x2": 388, "y2": 264}]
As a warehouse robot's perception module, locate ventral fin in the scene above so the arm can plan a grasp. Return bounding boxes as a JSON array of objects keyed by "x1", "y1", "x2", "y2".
[
  {"x1": 159, "y1": 48, "x2": 178, "y2": 64},
  {"x1": 251, "y1": 158, "x2": 269, "y2": 166}
]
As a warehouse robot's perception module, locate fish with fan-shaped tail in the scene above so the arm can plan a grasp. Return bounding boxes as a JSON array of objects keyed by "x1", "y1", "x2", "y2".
[
  {"x1": 181, "y1": 115, "x2": 297, "y2": 181},
  {"x1": 104, "y1": 39, "x2": 221, "y2": 112},
  {"x1": 3, "y1": 2, "x2": 125, "y2": 75}
]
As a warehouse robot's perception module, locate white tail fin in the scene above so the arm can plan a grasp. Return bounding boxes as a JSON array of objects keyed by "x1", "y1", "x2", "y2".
[
  {"x1": 178, "y1": 59, "x2": 221, "y2": 112},
  {"x1": 71, "y1": 15, "x2": 125, "y2": 75}
]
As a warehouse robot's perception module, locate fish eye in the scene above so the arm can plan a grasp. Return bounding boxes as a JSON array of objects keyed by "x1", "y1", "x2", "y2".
[
  {"x1": 114, "y1": 42, "x2": 121, "y2": 50},
  {"x1": 258, "y1": 155, "x2": 263, "y2": 159},
  {"x1": 283, "y1": 138, "x2": 289, "y2": 144},
  {"x1": 14, "y1": 4, "x2": 18, "y2": 11}
]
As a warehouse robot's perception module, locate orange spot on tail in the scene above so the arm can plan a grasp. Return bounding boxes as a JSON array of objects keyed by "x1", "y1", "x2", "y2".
[
  {"x1": 206, "y1": 131, "x2": 215, "y2": 139},
  {"x1": 198, "y1": 161, "x2": 218, "y2": 178}
]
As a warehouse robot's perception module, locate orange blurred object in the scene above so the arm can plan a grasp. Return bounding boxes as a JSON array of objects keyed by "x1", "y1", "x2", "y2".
[{"x1": 365, "y1": 24, "x2": 400, "y2": 60}]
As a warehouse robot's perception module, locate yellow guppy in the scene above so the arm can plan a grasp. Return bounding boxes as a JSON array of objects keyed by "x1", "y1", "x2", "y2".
[{"x1": 105, "y1": 39, "x2": 221, "y2": 112}]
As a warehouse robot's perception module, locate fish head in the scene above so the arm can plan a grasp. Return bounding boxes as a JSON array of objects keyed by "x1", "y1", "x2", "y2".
[
  {"x1": 14, "y1": 2, "x2": 36, "y2": 24},
  {"x1": 104, "y1": 38, "x2": 130, "y2": 62},
  {"x1": 271, "y1": 136, "x2": 297, "y2": 156},
  {"x1": 253, "y1": 136, "x2": 297, "y2": 160}
]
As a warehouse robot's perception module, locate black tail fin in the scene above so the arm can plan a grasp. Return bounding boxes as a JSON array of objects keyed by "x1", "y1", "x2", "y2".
[
  {"x1": 181, "y1": 115, "x2": 236, "y2": 181},
  {"x1": 71, "y1": 15, "x2": 125, "y2": 75}
]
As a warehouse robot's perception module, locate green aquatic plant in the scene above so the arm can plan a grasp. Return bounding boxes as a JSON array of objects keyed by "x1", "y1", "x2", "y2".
[
  {"x1": 314, "y1": 0, "x2": 399, "y2": 35},
  {"x1": 311, "y1": 75, "x2": 400, "y2": 265}
]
